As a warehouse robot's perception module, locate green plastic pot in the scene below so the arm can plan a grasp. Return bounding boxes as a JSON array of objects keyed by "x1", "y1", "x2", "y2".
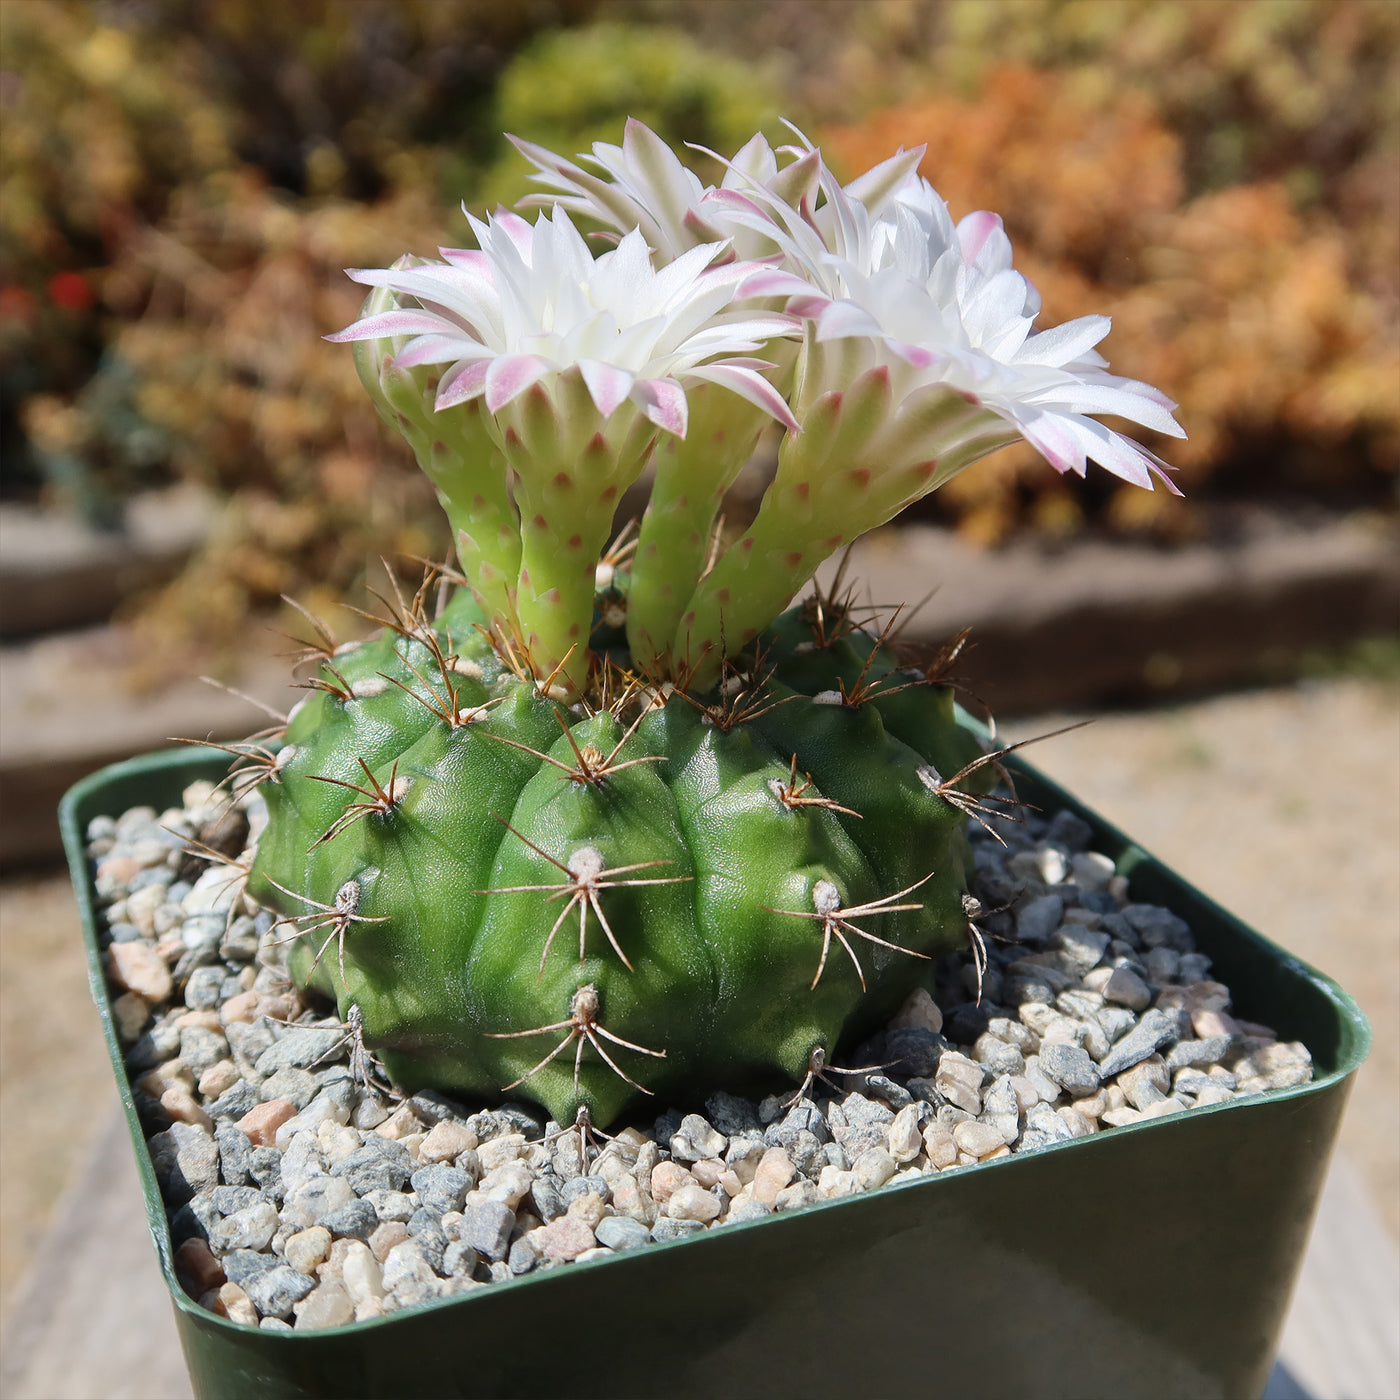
[{"x1": 61, "y1": 742, "x2": 1368, "y2": 1400}]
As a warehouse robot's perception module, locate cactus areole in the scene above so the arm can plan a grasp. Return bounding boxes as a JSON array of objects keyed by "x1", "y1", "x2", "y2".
[{"x1": 245, "y1": 121, "x2": 1183, "y2": 1127}]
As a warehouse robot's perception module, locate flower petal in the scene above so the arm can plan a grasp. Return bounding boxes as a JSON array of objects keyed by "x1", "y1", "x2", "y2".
[
  {"x1": 632, "y1": 377, "x2": 689, "y2": 438},
  {"x1": 484, "y1": 354, "x2": 552, "y2": 413},
  {"x1": 578, "y1": 359, "x2": 635, "y2": 418}
]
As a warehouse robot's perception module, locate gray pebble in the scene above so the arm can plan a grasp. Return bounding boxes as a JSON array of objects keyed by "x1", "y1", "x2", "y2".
[
  {"x1": 459, "y1": 1201, "x2": 515, "y2": 1262},
  {"x1": 149, "y1": 1123, "x2": 220, "y2": 1203},
  {"x1": 331, "y1": 1141, "x2": 413, "y2": 1195},
  {"x1": 1016, "y1": 894, "x2": 1064, "y2": 944},
  {"x1": 247, "y1": 1147, "x2": 284, "y2": 1201},
  {"x1": 184, "y1": 965, "x2": 227, "y2": 1010},
  {"x1": 1124, "y1": 905, "x2": 1193, "y2": 953},
  {"x1": 222, "y1": 1249, "x2": 281, "y2": 1286},
  {"x1": 651, "y1": 1218, "x2": 706, "y2": 1242},
  {"x1": 1166, "y1": 1036, "x2": 1233, "y2": 1071},
  {"x1": 884, "y1": 1026, "x2": 942, "y2": 1077},
  {"x1": 704, "y1": 1092, "x2": 761, "y2": 1137},
  {"x1": 208, "y1": 1080, "x2": 260, "y2": 1122},
  {"x1": 1044, "y1": 810, "x2": 1093, "y2": 852},
  {"x1": 560, "y1": 1174, "x2": 609, "y2": 1208},
  {"x1": 107, "y1": 923, "x2": 144, "y2": 944},
  {"x1": 245, "y1": 1263, "x2": 316, "y2": 1320},
  {"x1": 319, "y1": 1199, "x2": 379, "y2": 1241},
  {"x1": 529, "y1": 1174, "x2": 566, "y2": 1223},
  {"x1": 865, "y1": 1076, "x2": 913, "y2": 1110},
  {"x1": 507, "y1": 1237, "x2": 537, "y2": 1275},
  {"x1": 410, "y1": 1164, "x2": 470, "y2": 1214},
  {"x1": 596, "y1": 1216, "x2": 651, "y2": 1251},
  {"x1": 212, "y1": 1185, "x2": 264, "y2": 1215},
  {"x1": 443, "y1": 1240, "x2": 480, "y2": 1277},
  {"x1": 254, "y1": 1027, "x2": 346, "y2": 1077},
  {"x1": 216, "y1": 1126, "x2": 253, "y2": 1186},
  {"x1": 725, "y1": 1197, "x2": 774, "y2": 1225},
  {"x1": 1037, "y1": 1043, "x2": 1102, "y2": 1098},
  {"x1": 1053, "y1": 925, "x2": 1110, "y2": 975},
  {"x1": 260, "y1": 1067, "x2": 320, "y2": 1111},
  {"x1": 1098, "y1": 1009, "x2": 1180, "y2": 1077}
]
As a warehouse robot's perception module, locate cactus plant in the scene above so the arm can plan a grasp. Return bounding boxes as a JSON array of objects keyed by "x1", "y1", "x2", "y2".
[{"x1": 241, "y1": 120, "x2": 1182, "y2": 1128}]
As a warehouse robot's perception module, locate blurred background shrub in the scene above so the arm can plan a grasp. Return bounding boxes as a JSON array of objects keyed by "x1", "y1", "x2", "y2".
[{"x1": 1, "y1": 0, "x2": 1395, "y2": 672}]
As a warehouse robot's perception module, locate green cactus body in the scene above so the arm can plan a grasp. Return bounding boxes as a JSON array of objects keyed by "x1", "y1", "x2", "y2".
[
  {"x1": 248, "y1": 588, "x2": 986, "y2": 1127},
  {"x1": 258, "y1": 121, "x2": 1180, "y2": 1129}
]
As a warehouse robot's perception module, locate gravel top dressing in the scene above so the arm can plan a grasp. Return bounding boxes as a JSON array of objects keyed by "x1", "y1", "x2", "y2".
[{"x1": 86, "y1": 776, "x2": 1312, "y2": 1332}]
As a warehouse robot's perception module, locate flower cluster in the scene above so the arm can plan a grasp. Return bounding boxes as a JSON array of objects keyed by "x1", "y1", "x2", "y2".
[{"x1": 332, "y1": 119, "x2": 1184, "y2": 693}]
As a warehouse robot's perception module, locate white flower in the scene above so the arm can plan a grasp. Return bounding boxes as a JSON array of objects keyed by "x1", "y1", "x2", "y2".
[
  {"x1": 510, "y1": 117, "x2": 924, "y2": 266},
  {"x1": 712, "y1": 162, "x2": 1185, "y2": 491},
  {"x1": 328, "y1": 205, "x2": 798, "y2": 438}
]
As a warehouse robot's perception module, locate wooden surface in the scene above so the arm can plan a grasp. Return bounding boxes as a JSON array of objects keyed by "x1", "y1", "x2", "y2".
[{"x1": 1, "y1": 1104, "x2": 1394, "y2": 1400}]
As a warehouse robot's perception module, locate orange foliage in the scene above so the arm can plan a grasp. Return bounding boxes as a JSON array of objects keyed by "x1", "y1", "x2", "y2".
[{"x1": 825, "y1": 66, "x2": 1399, "y2": 541}]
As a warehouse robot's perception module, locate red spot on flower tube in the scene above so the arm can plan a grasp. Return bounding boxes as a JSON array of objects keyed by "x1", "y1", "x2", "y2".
[{"x1": 47, "y1": 271, "x2": 93, "y2": 312}]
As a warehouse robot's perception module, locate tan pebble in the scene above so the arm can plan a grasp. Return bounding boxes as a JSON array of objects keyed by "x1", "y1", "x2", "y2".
[
  {"x1": 817, "y1": 1166, "x2": 859, "y2": 1197},
  {"x1": 1008, "y1": 1076, "x2": 1040, "y2": 1114},
  {"x1": 369, "y1": 1221, "x2": 409, "y2": 1263},
  {"x1": 1187, "y1": 981, "x2": 1232, "y2": 1013},
  {"x1": 197, "y1": 1059, "x2": 241, "y2": 1100},
  {"x1": 537, "y1": 1215, "x2": 596, "y2": 1260},
  {"x1": 934, "y1": 1051, "x2": 985, "y2": 1113},
  {"x1": 575, "y1": 1246, "x2": 613, "y2": 1263},
  {"x1": 155, "y1": 936, "x2": 185, "y2": 963},
  {"x1": 216, "y1": 1281, "x2": 258, "y2": 1326},
  {"x1": 375, "y1": 1102, "x2": 426, "y2": 1141},
  {"x1": 220, "y1": 990, "x2": 261, "y2": 1025},
  {"x1": 689, "y1": 1157, "x2": 726, "y2": 1189},
  {"x1": 718, "y1": 1170, "x2": 743, "y2": 1198},
  {"x1": 236, "y1": 1098, "x2": 298, "y2": 1147},
  {"x1": 316, "y1": 1237, "x2": 356, "y2": 1285},
  {"x1": 921, "y1": 1124, "x2": 958, "y2": 1169},
  {"x1": 1101, "y1": 1106, "x2": 1142, "y2": 1127},
  {"x1": 886, "y1": 1104, "x2": 924, "y2": 1163},
  {"x1": 890, "y1": 986, "x2": 943, "y2": 1035},
  {"x1": 648, "y1": 1160, "x2": 691, "y2": 1205},
  {"x1": 175, "y1": 1237, "x2": 225, "y2": 1294},
  {"x1": 1072, "y1": 1091, "x2": 1107, "y2": 1120},
  {"x1": 108, "y1": 941, "x2": 173, "y2": 1002},
  {"x1": 981, "y1": 1145, "x2": 1012, "y2": 1161},
  {"x1": 97, "y1": 855, "x2": 143, "y2": 886},
  {"x1": 161, "y1": 1085, "x2": 214, "y2": 1132},
  {"x1": 1082, "y1": 967, "x2": 1114, "y2": 994},
  {"x1": 419, "y1": 1119, "x2": 477, "y2": 1163},
  {"x1": 340, "y1": 1240, "x2": 385, "y2": 1308},
  {"x1": 1140, "y1": 1097, "x2": 1186, "y2": 1119},
  {"x1": 852, "y1": 1146, "x2": 897, "y2": 1190},
  {"x1": 566, "y1": 1191, "x2": 607, "y2": 1230},
  {"x1": 317, "y1": 1119, "x2": 361, "y2": 1163},
  {"x1": 610, "y1": 1173, "x2": 658, "y2": 1226},
  {"x1": 750, "y1": 1147, "x2": 796, "y2": 1206},
  {"x1": 175, "y1": 1008, "x2": 224, "y2": 1032},
  {"x1": 285, "y1": 1226, "x2": 332, "y2": 1275},
  {"x1": 477, "y1": 1133, "x2": 526, "y2": 1173},
  {"x1": 1056, "y1": 1106, "x2": 1095, "y2": 1137},
  {"x1": 138, "y1": 1059, "x2": 195, "y2": 1097},
  {"x1": 112, "y1": 992, "x2": 151, "y2": 1043},
  {"x1": 399, "y1": 1132, "x2": 425, "y2": 1160},
  {"x1": 294, "y1": 1281, "x2": 354, "y2": 1331},
  {"x1": 475, "y1": 1162, "x2": 532, "y2": 1208},
  {"x1": 1192, "y1": 1007, "x2": 1240, "y2": 1039},
  {"x1": 1239, "y1": 1020, "x2": 1281, "y2": 1043},
  {"x1": 1194, "y1": 1084, "x2": 1235, "y2": 1106},
  {"x1": 1104, "y1": 1085, "x2": 1128, "y2": 1111},
  {"x1": 1154, "y1": 985, "x2": 1193, "y2": 1013},
  {"x1": 667, "y1": 1182, "x2": 722, "y2": 1222},
  {"x1": 956, "y1": 1152, "x2": 978, "y2": 1167},
  {"x1": 952, "y1": 1120, "x2": 1006, "y2": 1159}
]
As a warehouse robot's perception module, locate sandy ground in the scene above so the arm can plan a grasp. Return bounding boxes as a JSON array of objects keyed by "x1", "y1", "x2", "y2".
[{"x1": 1, "y1": 676, "x2": 1395, "y2": 1324}]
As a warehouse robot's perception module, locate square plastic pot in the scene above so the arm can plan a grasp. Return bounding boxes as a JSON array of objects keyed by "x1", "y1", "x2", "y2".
[{"x1": 61, "y1": 743, "x2": 1369, "y2": 1400}]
